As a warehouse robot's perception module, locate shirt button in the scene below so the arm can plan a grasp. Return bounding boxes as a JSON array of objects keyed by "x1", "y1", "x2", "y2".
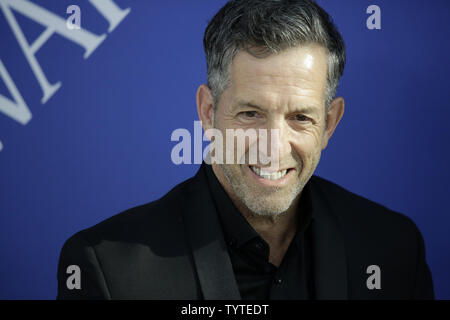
[{"x1": 274, "y1": 277, "x2": 283, "y2": 285}]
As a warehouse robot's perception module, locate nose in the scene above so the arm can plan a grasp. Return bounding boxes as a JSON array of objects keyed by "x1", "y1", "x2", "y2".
[{"x1": 259, "y1": 117, "x2": 292, "y2": 167}]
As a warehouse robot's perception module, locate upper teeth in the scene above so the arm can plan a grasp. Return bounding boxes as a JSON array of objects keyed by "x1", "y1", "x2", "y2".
[{"x1": 250, "y1": 166, "x2": 288, "y2": 180}]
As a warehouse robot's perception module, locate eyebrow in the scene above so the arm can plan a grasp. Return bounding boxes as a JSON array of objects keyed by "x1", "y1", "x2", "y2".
[
  {"x1": 234, "y1": 101, "x2": 265, "y2": 111},
  {"x1": 234, "y1": 100, "x2": 320, "y2": 114}
]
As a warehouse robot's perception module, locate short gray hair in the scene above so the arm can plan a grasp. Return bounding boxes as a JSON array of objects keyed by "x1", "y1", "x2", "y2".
[{"x1": 203, "y1": 0, "x2": 346, "y2": 110}]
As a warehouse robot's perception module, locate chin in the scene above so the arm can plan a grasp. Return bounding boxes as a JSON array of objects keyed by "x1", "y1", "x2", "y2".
[{"x1": 239, "y1": 191, "x2": 297, "y2": 216}]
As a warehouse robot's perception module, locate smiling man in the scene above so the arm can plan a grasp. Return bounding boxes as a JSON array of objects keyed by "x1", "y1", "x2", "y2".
[
  {"x1": 197, "y1": 43, "x2": 338, "y2": 270},
  {"x1": 57, "y1": 0, "x2": 434, "y2": 300}
]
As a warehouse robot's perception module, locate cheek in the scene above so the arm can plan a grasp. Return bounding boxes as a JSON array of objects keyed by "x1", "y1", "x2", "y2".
[{"x1": 292, "y1": 132, "x2": 323, "y2": 166}]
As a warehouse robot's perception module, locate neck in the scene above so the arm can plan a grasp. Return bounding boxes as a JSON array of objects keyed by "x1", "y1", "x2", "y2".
[
  {"x1": 243, "y1": 197, "x2": 300, "y2": 248},
  {"x1": 212, "y1": 163, "x2": 301, "y2": 248}
]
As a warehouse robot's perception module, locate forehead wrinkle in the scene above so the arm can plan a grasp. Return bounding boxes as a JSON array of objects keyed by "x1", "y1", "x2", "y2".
[
  {"x1": 231, "y1": 77, "x2": 323, "y2": 103},
  {"x1": 231, "y1": 46, "x2": 328, "y2": 83},
  {"x1": 231, "y1": 70, "x2": 326, "y2": 104},
  {"x1": 233, "y1": 69, "x2": 320, "y2": 87},
  {"x1": 243, "y1": 84, "x2": 323, "y2": 105},
  {"x1": 226, "y1": 45, "x2": 329, "y2": 115}
]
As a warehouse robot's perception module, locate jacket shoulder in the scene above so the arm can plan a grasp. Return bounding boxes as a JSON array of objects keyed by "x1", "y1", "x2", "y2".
[
  {"x1": 57, "y1": 175, "x2": 201, "y2": 299},
  {"x1": 310, "y1": 175, "x2": 416, "y2": 228},
  {"x1": 63, "y1": 175, "x2": 196, "y2": 248},
  {"x1": 309, "y1": 175, "x2": 423, "y2": 266},
  {"x1": 309, "y1": 176, "x2": 433, "y2": 299}
]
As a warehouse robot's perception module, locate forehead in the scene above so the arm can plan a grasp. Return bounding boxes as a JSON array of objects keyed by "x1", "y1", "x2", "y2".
[{"x1": 226, "y1": 44, "x2": 328, "y2": 111}]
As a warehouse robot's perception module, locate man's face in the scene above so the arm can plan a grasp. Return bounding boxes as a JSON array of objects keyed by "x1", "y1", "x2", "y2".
[{"x1": 211, "y1": 44, "x2": 331, "y2": 216}]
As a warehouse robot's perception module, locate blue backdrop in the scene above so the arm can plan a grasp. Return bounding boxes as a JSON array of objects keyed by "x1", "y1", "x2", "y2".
[{"x1": 0, "y1": 0, "x2": 449, "y2": 299}]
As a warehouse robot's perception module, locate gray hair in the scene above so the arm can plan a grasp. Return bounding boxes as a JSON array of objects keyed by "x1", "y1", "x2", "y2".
[{"x1": 203, "y1": 0, "x2": 346, "y2": 110}]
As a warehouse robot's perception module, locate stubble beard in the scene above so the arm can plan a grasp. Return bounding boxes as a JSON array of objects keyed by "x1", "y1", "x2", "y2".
[
  {"x1": 213, "y1": 111, "x2": 305, "y2": 217},
  {"x1": 218, "y1": 162, "x2": 304, "y2": 217}
]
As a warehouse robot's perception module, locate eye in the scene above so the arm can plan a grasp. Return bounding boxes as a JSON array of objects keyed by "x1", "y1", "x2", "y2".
[
  {"x1": 240, "y1": 111, "x2": 259, "y2": 118},
  {"x1": 294, "y1": 114, "x2": 311, "y2": 122}
]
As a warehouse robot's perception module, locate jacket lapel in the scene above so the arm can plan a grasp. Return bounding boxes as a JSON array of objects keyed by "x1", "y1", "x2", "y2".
[
  {"x1": 309, "y1": 177, "x2": 348, "y2": 299},
  {"x1": 182, "y1": 164, "x2": 241, "y2": 300},
  {"x1": 181, "y1": 166, "x2": 348, "y2": 300}
]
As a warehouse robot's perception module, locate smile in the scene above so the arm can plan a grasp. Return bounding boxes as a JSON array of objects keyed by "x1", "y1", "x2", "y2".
[
  {"x1": 249, "y1": 166, "x2": 288, "y2": 180},
  {"x1": 246, "y1": 165, "x2": 297, "y2": 187}
]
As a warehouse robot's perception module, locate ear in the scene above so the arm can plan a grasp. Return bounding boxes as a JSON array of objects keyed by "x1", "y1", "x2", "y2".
[
  {"x1": 196, "y1": 84, "x2": 215, "y2": 133},
  {"x1": 321, "y1": 96, "x2": 345, "y2": 150}
]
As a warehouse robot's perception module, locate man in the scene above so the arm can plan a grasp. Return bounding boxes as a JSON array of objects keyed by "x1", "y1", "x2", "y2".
[{"x1": 57, "y1": 0, "x2": 434, "y2": 299}]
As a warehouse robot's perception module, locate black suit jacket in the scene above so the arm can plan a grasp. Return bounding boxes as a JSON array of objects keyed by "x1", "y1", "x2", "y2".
[{"x1": 57, "y1": 164, "x2": 434, "y2": 299}]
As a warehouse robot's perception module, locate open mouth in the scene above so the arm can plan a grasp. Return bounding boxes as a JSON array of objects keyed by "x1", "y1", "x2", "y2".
[{"x1": 249, "y1": 165, "x2": 293, "y2": 181}]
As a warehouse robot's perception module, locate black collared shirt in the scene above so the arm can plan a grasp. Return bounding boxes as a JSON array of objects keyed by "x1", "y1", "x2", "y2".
[{"x1": 203, "y1": 164, "x2": 315, "y2": 300}]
